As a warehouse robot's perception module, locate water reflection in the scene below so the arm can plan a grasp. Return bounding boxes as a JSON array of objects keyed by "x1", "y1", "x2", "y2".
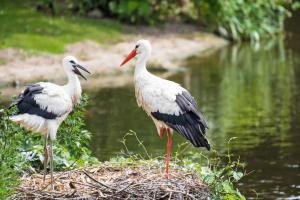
[
  {"x1": 187, "y1": 40, "x2": 299, "y2": 199},
  {"x1": 86, "y1": 37, "x2": 300, "y2": 198},
  {"x1": 213, "y1": 40, "x2": 294, "y2": 151}
]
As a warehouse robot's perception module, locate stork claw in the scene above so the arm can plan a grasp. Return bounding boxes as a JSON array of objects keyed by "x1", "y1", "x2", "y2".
[{"x1": 166, "y1": 173, "x2": 170, "y2": 179}]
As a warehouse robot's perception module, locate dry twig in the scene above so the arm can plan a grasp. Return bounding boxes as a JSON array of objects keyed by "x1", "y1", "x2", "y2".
[{"x1": 14, "y1": 164, "x2": 210, "y2": 199}]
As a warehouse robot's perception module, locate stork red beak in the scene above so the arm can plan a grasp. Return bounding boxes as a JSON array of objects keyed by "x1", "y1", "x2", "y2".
[{"x1": 120, "y1": 49, "x2": 137, "y2": 66}]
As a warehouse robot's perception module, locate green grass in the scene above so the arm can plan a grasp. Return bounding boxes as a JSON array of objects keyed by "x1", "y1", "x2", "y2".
[{"x1": 0, "y1": 0, "x2": 123, "y2": 53}]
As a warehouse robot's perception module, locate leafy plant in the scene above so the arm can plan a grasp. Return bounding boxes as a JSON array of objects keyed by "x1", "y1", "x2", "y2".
[
  {"x1": 38, "y1": 0, "x2": 191, "y2": 24},
  {"x1": 0, "y1": 107, "x2": 27, "y2": 198},
  {"x1": 200, "y1": 154, "x2": 245, "y2": 199},
  {"x1": 194, "y1": 0, "x2": 300, "y2": 41},
  {"x1": 0, "y1": 94, "x2": 98, "y2": 198},
  {"x1": 59, "y1": 1, "x2": 300, "y2": 40},
  {"x1": 108, "y1": 1, "x2": 151, "y2": 23},
  {"x1": 108, "y1": 0, "x2": 191, "y2": 24}
]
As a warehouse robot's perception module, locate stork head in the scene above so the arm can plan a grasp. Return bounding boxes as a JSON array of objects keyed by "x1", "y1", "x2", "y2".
[
  {"x1": 120, "y1": 39, "x2": 152, "y2": 66},
  {"x1": 62, "y1": 56, "x2": 91, "y2": 80}
]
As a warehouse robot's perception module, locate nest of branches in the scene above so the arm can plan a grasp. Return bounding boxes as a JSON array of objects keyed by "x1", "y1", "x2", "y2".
[{"x1": 15, "y1": 161, "x2": 210, "y2": 200}]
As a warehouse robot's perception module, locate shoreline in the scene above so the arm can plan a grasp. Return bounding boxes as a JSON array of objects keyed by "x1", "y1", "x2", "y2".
[{"x1": 0, "y1": 26, "x2": 227, "y2": 100}]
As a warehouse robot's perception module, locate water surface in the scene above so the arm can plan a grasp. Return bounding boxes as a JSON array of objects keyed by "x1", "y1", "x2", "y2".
[{"x1": 86, "y1": 12, "x2": 300, "y2": 199}]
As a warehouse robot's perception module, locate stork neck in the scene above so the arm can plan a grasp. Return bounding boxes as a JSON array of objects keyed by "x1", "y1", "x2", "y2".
[
  {"x1": 134, "y1": 54, "x2": 149, "y2": 78},
  {"x1": 65, "y1": 73, "x2": 82, "y2": 104}
]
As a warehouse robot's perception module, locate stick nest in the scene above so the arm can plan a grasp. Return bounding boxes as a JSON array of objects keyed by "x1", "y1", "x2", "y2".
[{"x1": 15, "y1": 162, "x2": 210, "y2": 199}]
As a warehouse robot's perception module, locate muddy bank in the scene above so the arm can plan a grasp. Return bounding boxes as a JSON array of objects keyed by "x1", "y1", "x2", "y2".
[{"x1": 0, "y1": 25, "x2": 227, "y2": 99}]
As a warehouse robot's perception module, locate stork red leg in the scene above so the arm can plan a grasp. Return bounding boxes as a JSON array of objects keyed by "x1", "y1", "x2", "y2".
[
  {"x1": 166, "y1": 128, "x2": 172, "y2": 179},
  {"x1": 43, "y1": 134, "x2": 48, "y2": 183},
  {"x1": 50, "y1": 140, "x2": 54, "y2": 190},
  {"x1": 160, "y1": 127, "x2": 166, "y2": 139}
]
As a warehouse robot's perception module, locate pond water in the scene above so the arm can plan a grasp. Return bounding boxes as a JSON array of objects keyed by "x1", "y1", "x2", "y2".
[{"x1": 86, "y1": 12, "x2": 300, "y2": 199}]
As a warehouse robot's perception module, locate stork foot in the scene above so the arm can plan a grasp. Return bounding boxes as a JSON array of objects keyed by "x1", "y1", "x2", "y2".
[{"x1": 165, "y1": 172, "x2": 170, "y2": 179}]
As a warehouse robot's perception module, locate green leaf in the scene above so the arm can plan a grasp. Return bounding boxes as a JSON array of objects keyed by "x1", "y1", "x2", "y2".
[
  {"x1": 233, "y1": 171, "x2": 243, "y2": 181},
  {"x1": 203, "y1": 174, "x2": 216, "y2": 185},
  {"x1": 292, "y1": 2, "x2": 300, "y2": 10},
  {"x1": 222, "y1": 180, "x2": 234, "y2": 193}
]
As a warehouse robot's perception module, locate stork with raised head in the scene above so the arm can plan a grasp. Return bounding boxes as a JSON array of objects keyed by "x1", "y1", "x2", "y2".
[
  {"x1": 120, "y1": 40, "x2": 210, "y2": 178},
  {"x1": 8, "y1": 56, "x2": 90, "y2": 188}
]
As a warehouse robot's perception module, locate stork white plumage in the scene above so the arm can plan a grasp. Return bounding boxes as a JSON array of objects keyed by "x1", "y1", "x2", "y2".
[
  {"x1": 120, "y1": 40, "x2": 210, "y2": 178},
  {"x1": 9, "y1": 56, "x2": 90, "y2": 188}
]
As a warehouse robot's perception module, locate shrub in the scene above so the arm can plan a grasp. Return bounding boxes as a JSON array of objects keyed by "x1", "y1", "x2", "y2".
[
  {"x1": 193, "y1": 0, "x2": 300, "y2": 41},
  {"x1": 0, "y1": 94, "x2": 98, "y2": 198},
  {"x1": 37, "y1": 0, "x2": 299, "y2": 41},
  {"x1": 38, "y1": 0, "x2": 191, "y2": 24},
  {"x1": 108, "y1": 0, "x2": 189, "y2": 24},
  {"x1": 0, "y1": 107, "x2": 26, "y2": 198}
]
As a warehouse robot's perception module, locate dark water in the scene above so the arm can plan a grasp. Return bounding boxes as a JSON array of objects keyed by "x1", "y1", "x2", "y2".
[{"x1": 86, "y1": 14, "x2": 300, "y2": 199}]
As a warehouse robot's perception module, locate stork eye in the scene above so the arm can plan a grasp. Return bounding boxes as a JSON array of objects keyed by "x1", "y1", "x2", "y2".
[
  {"x1": 135, "y1": 45, "x2": 139, "y2": 49},
  {"x1": 70, "y1": 60, "x2": 75, "y2": 64}
]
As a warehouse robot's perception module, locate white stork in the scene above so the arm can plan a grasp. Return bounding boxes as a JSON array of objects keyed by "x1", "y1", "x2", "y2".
[
  {"x1": 120, "y1": 40, "x2": 210, "y2": 178},
  {"x1": 8, "y1": 56, "x2": 90, "y2": 187}
]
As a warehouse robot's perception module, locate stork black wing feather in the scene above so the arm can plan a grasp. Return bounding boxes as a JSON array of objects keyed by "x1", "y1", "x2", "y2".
[
  {"x1": 151, "y1": 91, "x2": 210, "y2": 150},
  {"x1": 15, "y1": 84, "x2": 58, "y2": 119},
  {"x1": 179, "y1": 91, "x2": 209, "y2": 129}
]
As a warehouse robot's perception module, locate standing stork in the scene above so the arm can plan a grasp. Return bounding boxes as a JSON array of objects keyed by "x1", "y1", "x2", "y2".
[
  {"x1": 8, "y1": 56, "x2": 90, "y2": 187},
  {"x1": 120, "y1": 40, "x2": 210, "y2": 178}
]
